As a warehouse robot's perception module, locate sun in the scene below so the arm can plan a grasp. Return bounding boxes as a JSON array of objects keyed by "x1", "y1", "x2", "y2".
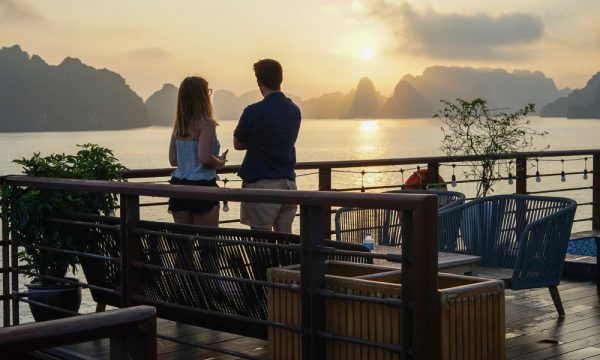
[{"x1": 361, "y1": 48, "x2": 374, "y2": 61}]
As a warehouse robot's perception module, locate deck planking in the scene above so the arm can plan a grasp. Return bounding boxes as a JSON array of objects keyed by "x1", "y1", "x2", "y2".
[{"x1": 25, "y1": 276, "x2": 600, "y2": 360}]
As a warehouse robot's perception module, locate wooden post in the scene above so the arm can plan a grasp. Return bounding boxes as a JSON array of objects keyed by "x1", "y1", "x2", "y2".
[
  {"x1": 516, "y1": 157, "x2": 527, "y2": 194},
  {"x1": 404, "y1": 196, "x2": 439, "y2": 359},
  {"x1": 10, "y1": 196, "x2": 18, "y2": 325},
  {"x1": 593, "y1": 154, "x2": 600, "y2": 231},
  {"x1": 1, "y1": 196, "x2": 9, "y2": 326},
  {"x1": 120, "y1": 194, "x2": 141, "y2": 308},
  {"x1": 318, "y1": 168, "x2": 332, "y2": 239},
  {"x1": 427, "y1": 162, "x2": 440, "y2": 188},
  {"x1": 300, "y1": 205, "x2": 326, "y2": 360},
  {"x1": 110, "y1": 313, "x2": 157, "y2": 360}
]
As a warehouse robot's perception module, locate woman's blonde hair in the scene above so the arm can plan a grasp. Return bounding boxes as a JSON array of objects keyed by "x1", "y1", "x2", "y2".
[{"x1": 173, "y1": 76, "x2": 216, "y2": 137}]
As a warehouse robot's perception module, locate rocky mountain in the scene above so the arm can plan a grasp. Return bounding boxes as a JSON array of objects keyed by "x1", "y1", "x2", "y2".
[
  {"x1": 213, "y1": 89, "x2": 262, "y2": 120},
  {"x1": 146, "y1": 83, "x2": 177, "y2": 126},
  {"x1": 379, "y1": 81, "x2": 433, "y2": 118},
  {"x1": 1, "y1": 44, "x2": 592, "y2": 131},
  {"x1": 401, "y1": 66, "x2": 561, "y2": 115},
  {"x1": 346, "y1": 77, "x2": 383, "y2": 118},
  {"x1": 0, "y1": 45, "x2": 147, "y2": 131},
  {"x1": 301, "y1": 91, "x2": 351, "y2": 119},
  {"x1": 299, "y1": 78, "x2": 385, "y2": 119},
  {"x1": 540, "y1": 72, "x2": 600, "y2": 119}
]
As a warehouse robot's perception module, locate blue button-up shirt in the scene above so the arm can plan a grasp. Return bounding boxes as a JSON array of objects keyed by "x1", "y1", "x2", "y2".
[{"x1": 234, "y1": 92, "x2": 301, "y2": 182}]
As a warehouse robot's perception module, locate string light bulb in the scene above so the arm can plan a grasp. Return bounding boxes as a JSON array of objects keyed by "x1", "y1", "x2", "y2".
[
  {"x1": 400, "y1": 168, "x2": 405, "y2": 188},
  {"x1": 583, "y1": 158, "x2": 589, "y2": 180},
  {"x1": 561, "y1": 159, "x2": 566, "y2": 182},
  {"x1": 451, "y1": 164, "x2": 457, "y2": 187},
  {"x1": 222, "y1": 178, "x2": 229, "y2": 212},
  {"x1": 508, "y1": 172, "x2": 514, "y2": 185},
  {"x1": 535, "y1": 159, "x2": 541, "y2": 182},
  {"x1": 361, "y1": 170, "x2": 366, "y2": 192}
]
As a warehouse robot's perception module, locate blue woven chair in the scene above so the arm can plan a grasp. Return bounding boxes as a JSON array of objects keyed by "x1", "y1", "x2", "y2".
[
  {"x1": 438, "y1": 194, "x2": 577, "y2": 316},
  {"x1": 335, "y1": 190, "x2": 465, "y2": 246}
]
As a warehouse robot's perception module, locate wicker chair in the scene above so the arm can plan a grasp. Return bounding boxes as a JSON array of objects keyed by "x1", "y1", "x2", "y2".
[
  {"x1": 335, "y1": 190, "x2": 465, "y2": 246},
  {"x1": 438, "y1": 194, "x2": 577, "y2": 316}
]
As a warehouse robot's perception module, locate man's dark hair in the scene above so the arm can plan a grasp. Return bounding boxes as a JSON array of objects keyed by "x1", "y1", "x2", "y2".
[{"x1": 253, "y1": 59, "x2": 282, "y2": 90}]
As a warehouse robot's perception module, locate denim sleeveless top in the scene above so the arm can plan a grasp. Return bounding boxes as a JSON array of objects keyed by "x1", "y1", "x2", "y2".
[{"x1": 171, "y1": 135, "x2": 220, "y2": 181}]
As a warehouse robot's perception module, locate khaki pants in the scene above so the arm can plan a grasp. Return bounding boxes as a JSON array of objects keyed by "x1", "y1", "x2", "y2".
[{"x1": 240, "y1": 179, "x2": 298, "y2": 230}]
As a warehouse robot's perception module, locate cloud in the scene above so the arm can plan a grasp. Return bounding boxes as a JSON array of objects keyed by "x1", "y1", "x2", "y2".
[
  {"x1": 0, "y1": 0, "x2": 44, "y2": 21},
  {"x1": 128, "y1": 47, "x2": 170, "y2": 59},
  {"x1": 366, "y1": 1, "x2": 544, "y2": 60}
]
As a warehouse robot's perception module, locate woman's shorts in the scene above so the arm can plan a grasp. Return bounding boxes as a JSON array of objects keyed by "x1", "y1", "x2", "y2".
[{"x1": 168, "y1": 177, "x2": 219, "y2": 214}]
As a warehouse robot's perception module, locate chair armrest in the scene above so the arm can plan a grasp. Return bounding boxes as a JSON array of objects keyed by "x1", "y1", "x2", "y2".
[{"x1": 512, "y1": 204, "x2": 577, "y2": 289}]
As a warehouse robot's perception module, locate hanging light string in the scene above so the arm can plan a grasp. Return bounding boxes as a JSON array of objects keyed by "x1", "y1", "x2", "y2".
[
  {"x1": 332, "y1": 167, "x2": 419, "y2": 174},
  {"x1": 295, "y1": 171, "x2": 320, "y2": 177},
  {"x1": 214, "y1": 157, "x2": 592, "y2": 190}
]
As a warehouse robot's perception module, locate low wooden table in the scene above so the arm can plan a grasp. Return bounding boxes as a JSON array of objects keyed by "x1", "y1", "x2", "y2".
[{"x1": 372, "y1": 245, "x2": 481, "y2": 275}]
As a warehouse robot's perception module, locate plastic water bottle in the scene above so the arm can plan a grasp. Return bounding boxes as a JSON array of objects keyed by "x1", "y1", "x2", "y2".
[{"x1": 363, "y1": 231, "x2": 374, "y2": 251}]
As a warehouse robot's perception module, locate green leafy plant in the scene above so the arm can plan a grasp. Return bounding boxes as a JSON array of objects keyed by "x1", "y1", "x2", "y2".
[
  {"x1": 4, "y1": 144, "x2": 126, "y2": 284},
  {"x1": 436, "y1": 98, "x2": 547, "y2": 197}
]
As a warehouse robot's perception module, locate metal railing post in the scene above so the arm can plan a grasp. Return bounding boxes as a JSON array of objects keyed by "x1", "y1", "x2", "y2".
[
  {"x1": 427, "y1": 162, "x2": 440, "y2": 187},
  {"x1": 593, "y1": 154, "x2": 600, "y2": 231},
  {"x1": 120, "y1": 194, "x2": 141, "y2": 308},
  {"x1": 516, "y1": 157, "x2": 527, "y2": 194},
  {"x1": 300, "y1": 204, "x2": 326, "y2": 360},
  {"x1": 318, "y1": 167, "x2": 332, "y2": 239}
]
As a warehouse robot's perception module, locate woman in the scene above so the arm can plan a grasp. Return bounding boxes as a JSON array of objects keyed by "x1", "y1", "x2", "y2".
[{"x1": 168, "y1": 76, "x2": 227, "y2": 226}]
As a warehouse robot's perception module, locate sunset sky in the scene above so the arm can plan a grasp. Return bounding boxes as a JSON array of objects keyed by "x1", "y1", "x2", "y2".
[{"x1": 1, "y1": 0, "x2": 599, "y2": 100}]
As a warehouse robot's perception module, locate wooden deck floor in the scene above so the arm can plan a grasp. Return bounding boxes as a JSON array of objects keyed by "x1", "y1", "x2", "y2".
[
  {"x1": 35, "y1": 274, "x2": 600, "y2": 359},
  {"x1": 505, "y1": 277, "x2": 600, "y2": 359}
]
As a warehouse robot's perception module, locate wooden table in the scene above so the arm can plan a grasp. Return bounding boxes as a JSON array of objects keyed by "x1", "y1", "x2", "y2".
[{"x1": 372, "y1": 245, "x2": 481, "y2": 275}]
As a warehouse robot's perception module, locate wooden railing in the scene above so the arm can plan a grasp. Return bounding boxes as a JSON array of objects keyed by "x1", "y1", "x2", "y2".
[
  {"x1": 0, "y1": 305, "x2": 157, "y2": 359},
  {"x1": 0, "y1": 176, "x2": 439, "y2": 359},
  {"x1": 123, "y1": 149, "x2": 600, "y2": 236},
  {"x1": 1, "y1": 149, "x2": 598, "y2": 359}
]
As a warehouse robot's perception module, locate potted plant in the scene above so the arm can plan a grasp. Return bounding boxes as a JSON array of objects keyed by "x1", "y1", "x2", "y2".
[{"x1": 3, "y1": 144, "x2": 126, "y2": 321}]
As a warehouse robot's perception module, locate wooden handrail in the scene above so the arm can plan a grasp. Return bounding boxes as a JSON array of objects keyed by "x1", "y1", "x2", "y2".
[
  {"x1": 0, "y1": 305, "x2": 157, "y2": 359},
  {"x1": 2, "y1": 175, "x2": 435, "y2": 210}
]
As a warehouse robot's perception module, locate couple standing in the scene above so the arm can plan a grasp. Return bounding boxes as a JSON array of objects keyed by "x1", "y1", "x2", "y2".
[{"x1": 168, "y1": 59, "x2": 301, "y2": 233}]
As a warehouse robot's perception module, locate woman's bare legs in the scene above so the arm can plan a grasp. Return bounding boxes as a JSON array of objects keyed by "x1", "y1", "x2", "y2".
[
  {"x1": 192, "y1": 205, "x2": 220, "y2": 227},
  {"x1": 172, "y1": 210, "x2": 193, "y2": 224}
]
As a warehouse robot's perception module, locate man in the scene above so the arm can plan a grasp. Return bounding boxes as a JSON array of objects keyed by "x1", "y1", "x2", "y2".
[{"x1": 233, "y1": 59, "x2": 301, "y2": 233}]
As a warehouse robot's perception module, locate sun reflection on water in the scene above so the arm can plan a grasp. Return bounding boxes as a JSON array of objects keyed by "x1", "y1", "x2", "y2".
[
  {"x1": 359, "y1": 120, "x2": 379, "y2": 132},
  {"x1": 355, "y1": 120, "x2": 382, "y2": 161}
]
